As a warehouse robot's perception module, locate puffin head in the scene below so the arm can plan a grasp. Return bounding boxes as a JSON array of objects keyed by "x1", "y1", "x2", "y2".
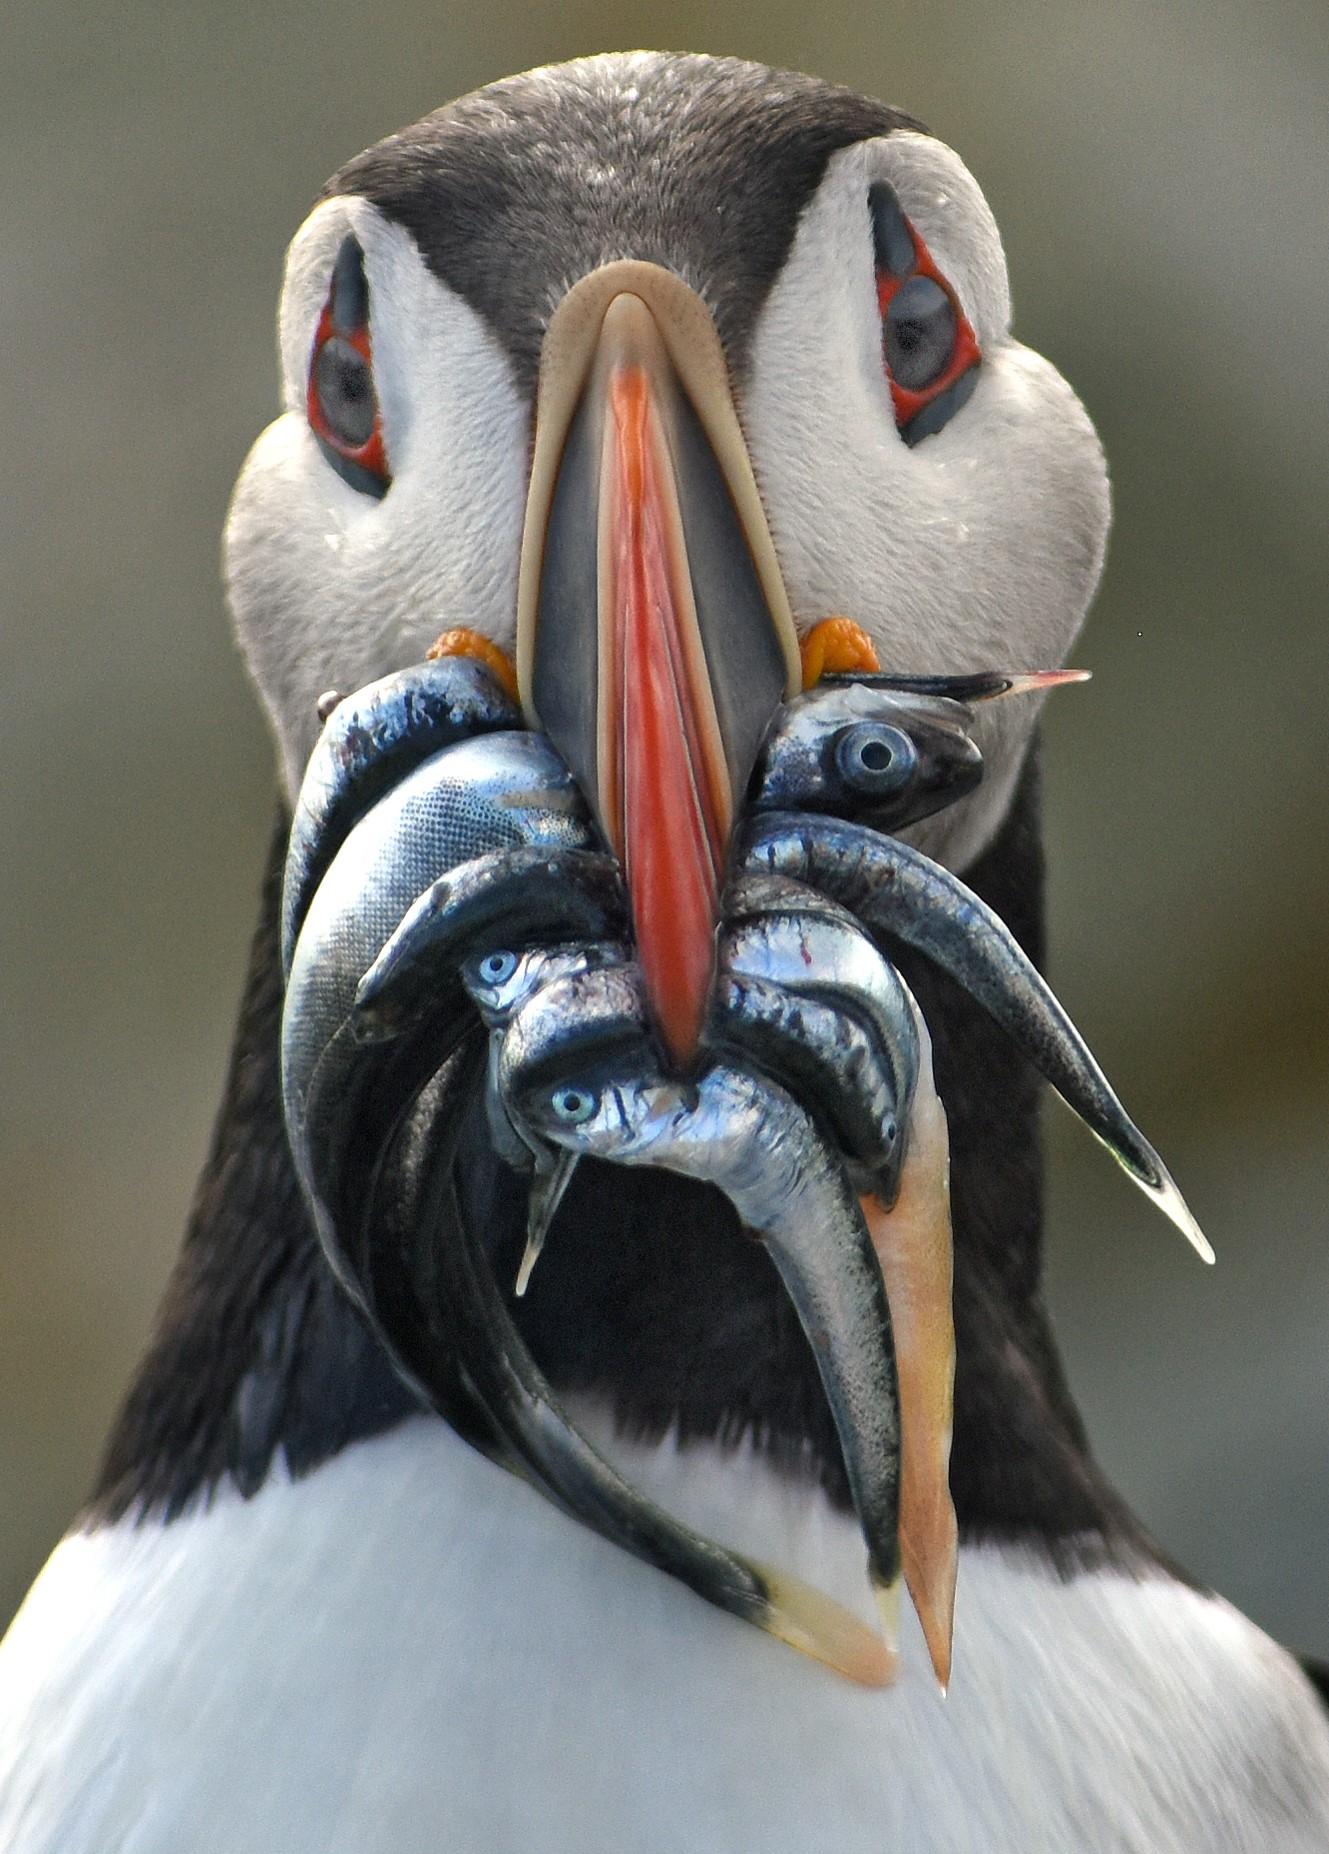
[{"x1": 224, "y1": 50, "x2": 1108, "y2": 1061}]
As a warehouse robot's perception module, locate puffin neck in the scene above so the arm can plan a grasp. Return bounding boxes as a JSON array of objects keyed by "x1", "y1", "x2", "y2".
[{"x1": 86, "y1": 754, "x2": 1158, "y2": 1570}]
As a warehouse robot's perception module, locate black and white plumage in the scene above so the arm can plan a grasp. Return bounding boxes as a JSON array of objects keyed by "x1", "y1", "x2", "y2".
[{"x1": 1, "y1": 51, "x2": 1325, "y2": 1853}]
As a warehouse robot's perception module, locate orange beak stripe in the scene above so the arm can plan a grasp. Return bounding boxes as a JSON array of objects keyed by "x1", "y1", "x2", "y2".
[
  {"x1": 604, "y1": 364, "x2": 727, "y2": 1068},
  {"x1": 517, "y1": 262, "x2": 803, "y2": 1072}
]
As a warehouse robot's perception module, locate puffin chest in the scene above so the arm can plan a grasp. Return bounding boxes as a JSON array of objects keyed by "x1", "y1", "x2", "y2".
[{"x1": 3, "y1": 1420, "x2": 1327, "y2": 1854}]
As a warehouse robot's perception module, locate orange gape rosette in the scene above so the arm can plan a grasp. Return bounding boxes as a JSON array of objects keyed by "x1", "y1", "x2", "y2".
[
  {"x1": 860, "y1": 996, "x2": 959, "y2": 1693},
  {"x1": 799, "y1": 615, "x2": 881, "y2": 688},
  {"x1": 427, "y1": 628, "x2": 520, "y2": 702}
]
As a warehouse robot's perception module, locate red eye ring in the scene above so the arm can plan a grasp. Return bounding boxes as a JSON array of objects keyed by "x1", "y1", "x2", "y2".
[
  {"x1": 307, "y1": 301, "x2": 390, "y2": 481},
  {"x1": 875, "y1": 219, "x2": 981, "y2": 429},
  {"x1": 306, "y1": 237, "x2": 391, "y2": 496}
]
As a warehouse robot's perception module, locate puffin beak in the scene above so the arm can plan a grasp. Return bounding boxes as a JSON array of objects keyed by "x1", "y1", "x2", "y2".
[{"x1": 517, "y1": 262, "x2": 801, "y2": 1068}]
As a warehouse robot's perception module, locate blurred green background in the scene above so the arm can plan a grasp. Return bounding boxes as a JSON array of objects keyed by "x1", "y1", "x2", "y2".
[{"x1": 2, "y1": 0, "x2": 1325, "y2": 1651}]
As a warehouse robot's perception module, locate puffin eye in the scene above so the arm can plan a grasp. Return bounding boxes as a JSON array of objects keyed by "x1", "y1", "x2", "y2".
[
  {"x1": 313, "y1": 338, "x2": 376, "y2": 447},
  {"x1": 870, "y1": 183, "x2": 981, "y2": 446},
  {"x1": 306, "y1": 236, "x2": 391, "y2": 499},
  {"x1": 549, "y1": 1084, "x2": 598, "y2": 1126},
  {"x1": 885, "y1": 278, "x2": 956, "y2": 393}
]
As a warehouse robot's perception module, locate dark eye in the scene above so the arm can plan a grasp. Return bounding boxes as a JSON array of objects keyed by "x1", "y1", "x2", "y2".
[
  {"x1": 885, "y1": 278, "x2": 956, "y2": 393},
  {"x1": 313, "y1": 338, "x2": 376, "y2": 447},
  {"x1": 306, "y1": 236, "x2": 390, "y2": 498},
  {"x1": 870, "y1": 183, "x2": 981, "y2": 446}
]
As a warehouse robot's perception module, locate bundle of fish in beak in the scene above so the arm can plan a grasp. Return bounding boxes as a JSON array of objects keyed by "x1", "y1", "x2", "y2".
[{"x1": 279, "y1": 639, "x2": 1210, "y2": 1694}]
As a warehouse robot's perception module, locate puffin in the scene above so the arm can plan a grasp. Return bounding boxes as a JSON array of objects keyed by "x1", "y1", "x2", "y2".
[{"x1": 1, "y1": 51, "x2": 1326, "y2": 1854}]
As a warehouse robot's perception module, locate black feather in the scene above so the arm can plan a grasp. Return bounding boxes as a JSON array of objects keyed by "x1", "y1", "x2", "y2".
[{"x1": 326, "y1": 54, "x2": 922, "y2": 395}]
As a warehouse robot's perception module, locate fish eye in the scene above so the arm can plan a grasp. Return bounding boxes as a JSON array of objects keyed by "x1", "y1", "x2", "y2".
[
  {"x1": 478, "y1": 951, "x2": 519, "y2": 986},
  {"x1": 549, "y1": 1084, "x2": 598, "y2": 1125},
  {"x1": 834, "y1": 722, "x2": 918, "y2": 796}
]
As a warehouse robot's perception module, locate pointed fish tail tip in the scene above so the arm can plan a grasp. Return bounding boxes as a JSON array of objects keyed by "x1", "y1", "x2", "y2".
[
  {"x1": 760, "y1": 1566, "x2": 897, "y2": 1688},
  {"x1": 902, "y1": 1523, "x2": 957, "y2": 1694},
  {"x1": 1019, "y1": 666, "x2": 1092, "y2": 689},
  {"x1": 514, "y1": 1241, "x2": 539, "y2": 1297},
  {"x1": 1149, "y1": 1162, "x2": 1215, "y2": 1264},
  {"x1": 975, "y1": 668, "x2": 1092, "y2": 702},
  {"x1": 517, "y1": 1151, "x2": 579, "y2": 1295},
  {"x1": 1101, "y1": 1126, "x2": 1214, "y2": 1263}
]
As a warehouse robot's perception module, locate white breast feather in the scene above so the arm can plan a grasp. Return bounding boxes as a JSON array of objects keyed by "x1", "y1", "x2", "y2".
[{"x1": 1, "y1": 1418, "x2": 1325, "y2": 1854}]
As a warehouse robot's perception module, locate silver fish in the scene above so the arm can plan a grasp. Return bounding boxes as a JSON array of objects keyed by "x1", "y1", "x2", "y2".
[
  {"x1": 461, "y1": 940, "x2": 630, "y2": 1293},
  {"x1": 281, "y1": 656, "x2": 521, "y2": 977},
  {"x1": 282, "y1": 729, "x2": 603, "y2": 1244},
  {"x1": 390, "y1": 1033, "x2": 891, "y2": 1687},
  {"x1": 752, "y1": 681, "x2": 981, "y2": 830},
  {"x1": 711, "y1": 873, "x2": 919, "y2": 1193},
  {"x1": 499, "y1": 964, "x2": 904, "y2": 1663},
  {"x1": 352, "y1": 849, "x2": 623, "y2": 1043},
  {"x1": 741, "y1": 810, "x2": 1212, "y2": 1261},
  {"x1": 280, "y1": 732, "x2": 888, "y2": 1688},
  {"x1": 748, "y1": 668, "x2": 1088, "y2": 832},
  {"x1": 464, "y1": 907, "x2": 959, "y2": 1687}
]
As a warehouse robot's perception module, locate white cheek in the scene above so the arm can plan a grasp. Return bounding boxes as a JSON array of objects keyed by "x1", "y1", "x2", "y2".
[
  {"x1": 872, "y1": 132, "x2": 1011, "y2": 348},
  {"x1": 742, "y1": 141, "x2": 1109, "y2": 870},
  {"x1": 225, "y1": 205, "x2": 529, "y2": 803}
]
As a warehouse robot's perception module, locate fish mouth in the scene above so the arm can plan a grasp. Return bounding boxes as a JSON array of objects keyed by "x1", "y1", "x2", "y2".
[{"x1": 516, "y1": 261, "x2": 801, "y2": 1069}]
